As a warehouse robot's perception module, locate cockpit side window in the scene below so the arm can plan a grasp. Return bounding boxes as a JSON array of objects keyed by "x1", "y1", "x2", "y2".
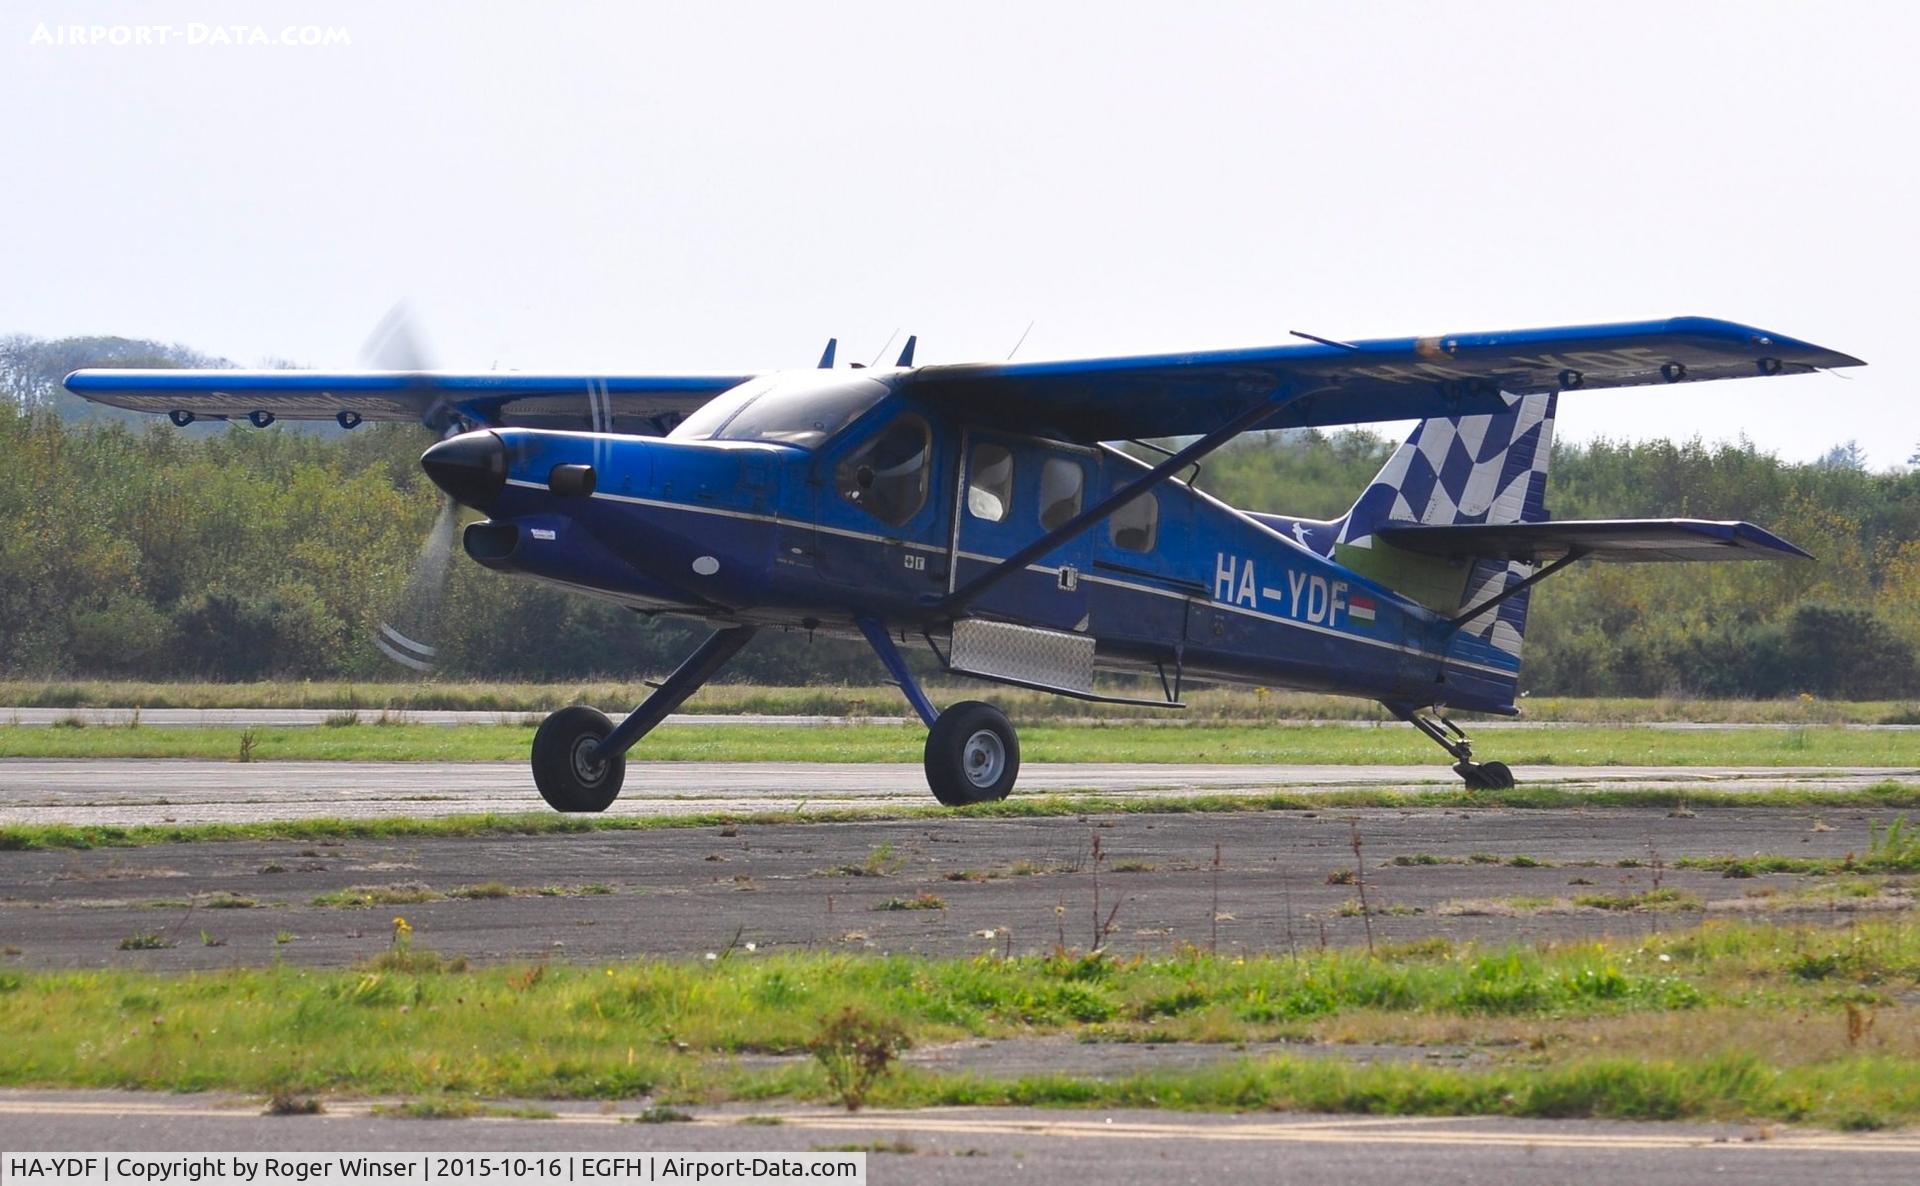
[{"x1": 836, "y1": 415, "x2": 932, "y2": 526}]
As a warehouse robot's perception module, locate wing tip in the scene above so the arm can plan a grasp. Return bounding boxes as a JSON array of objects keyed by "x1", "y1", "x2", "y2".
[{"x1": 1666, "y1": 315, "x2": 1866, "y2": 370}]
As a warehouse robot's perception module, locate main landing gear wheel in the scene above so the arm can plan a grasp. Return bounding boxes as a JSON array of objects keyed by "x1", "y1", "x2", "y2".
[
  {"x1": 924, "y1": 700, "x2": 1020, "y2": 806},
  {"x1": 1455, "y1": 760, "x2": 1515, "y2": 791},
  {"x1": 532, "y1": 705, "x2": 626, "y2": 812}
]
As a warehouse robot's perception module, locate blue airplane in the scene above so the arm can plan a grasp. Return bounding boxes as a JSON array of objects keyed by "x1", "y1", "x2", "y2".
[{"x1": 67, "y1": 317, "x2": 1863, "y2": 809}]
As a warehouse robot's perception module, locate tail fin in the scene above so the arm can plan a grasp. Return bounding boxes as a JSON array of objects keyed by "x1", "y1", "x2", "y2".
[{"x1": 1335, "y1": 392, "x2": 1557, "y2": 662}]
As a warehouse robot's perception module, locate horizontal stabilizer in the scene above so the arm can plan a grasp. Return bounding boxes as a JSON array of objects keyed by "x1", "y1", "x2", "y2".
[{"x1": 1375, "y1": 519, "x2": 1811, "y2": 563}]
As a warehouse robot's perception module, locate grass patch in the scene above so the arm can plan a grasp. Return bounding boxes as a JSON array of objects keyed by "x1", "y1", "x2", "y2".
[
  {"x1": 823, "y1": 843, "x2": 907, "y2": 878},
  {"x1": 878, "y1": 1053, "x2": 1920, "y2": 1128},
  {"x1": 811, "y1": 1140, "x2": 917, "y2": 1154},
  {"x1": 1684, "y1": 817, "x2": 1920, "y2": 880},
  {"x1": 1336, "y1": 899, "x2": 1423, "y2": 917},
  {"x1": 1439, "y1": 891, "x2": 1706, "y2": 916},
  {"x1": 448, "y1": 882, "x2": 511, "y2": 900},
  {"x1": 630, "y1": 1105, "x2": 693, "y2": 1124},
  {"x1": 874, "y1": 892, "x2": 947, "y2": 912},
  {"x1": 5, "y1": 720, "x2": 1920, "y2": 767},
  {"x1": 7, "y1": 681, "x2": 1915, "y2": 725},
  {"x1": 360, "y1": 945, "x2": 470, "y2": 975},
  {"x1": 199, "y1": 892, "x2": 258, "y2": 909},
  {"x1": 4, "y1": 920, "x2": 1920, "y2": 1126},
  {"x1": 1571, "y1": 889, "x2": 1704, "y2": 913},
  {"x1": 374, "y1": 1098, "x2": 555, "y2": 1120},
  {"x1": 311, "y1": 884, "x2": 443, "y2": 909}
]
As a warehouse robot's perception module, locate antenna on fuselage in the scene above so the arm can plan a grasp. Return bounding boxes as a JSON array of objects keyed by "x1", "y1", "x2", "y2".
[
  {"x1": 1007, "y1": 321, "x2": 1035, "y2": 360},
  {"x1": 1289, "y1": 329, "x2": 1361, "y2": 351},
  {"x1": 895, "y1": 335, "x2": 917, "y2": 367},
  {"x1": 868, "y1": 329, "x2": 900, "y2": 367},
  {"x1": 818, "y1": 338, "x2": 838, "y2": 368}
]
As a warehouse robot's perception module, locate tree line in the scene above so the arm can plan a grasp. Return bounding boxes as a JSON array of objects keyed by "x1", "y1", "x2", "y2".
[{"x1": 4, "y1": 337, "x2": 1918, "y2": 697}]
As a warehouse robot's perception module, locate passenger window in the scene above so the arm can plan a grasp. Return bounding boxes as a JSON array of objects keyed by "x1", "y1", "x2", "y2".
[
  {"x1": 967, "y1": 443, "x2": 1014, "y2": 522},
  {"x1": 1109, "y1": 491, "x2": 1158, "y2": 553},
  {"x1": 836, "y1": 416, "x2": 932, "y2": 526},
  {"x1": 1039, "y1": 457, "x2": 1083, "y2": 532}
]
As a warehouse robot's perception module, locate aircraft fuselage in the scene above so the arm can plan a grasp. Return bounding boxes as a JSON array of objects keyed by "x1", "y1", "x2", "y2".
[{"x1": 425, "y1": 375, "x2": 1522, "y2": 715}]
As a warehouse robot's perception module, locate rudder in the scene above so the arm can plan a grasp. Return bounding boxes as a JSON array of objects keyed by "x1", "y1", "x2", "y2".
[{"x1": 1334, "y1": 392, "x2": 1557, "y2": 663}]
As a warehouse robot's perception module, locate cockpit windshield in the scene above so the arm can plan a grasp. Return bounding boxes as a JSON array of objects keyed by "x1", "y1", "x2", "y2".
[{"x1": 668, "y1": 373, "x2": 888, "y2": 450}]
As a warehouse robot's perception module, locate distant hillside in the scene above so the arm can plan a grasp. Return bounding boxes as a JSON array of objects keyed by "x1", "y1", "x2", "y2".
[
  {"x1": 0, "y1": 334, "x2": 347, "y2": 436},
  {"x1": 0, "y1": 334, "x2": 232, "y2": 423}
]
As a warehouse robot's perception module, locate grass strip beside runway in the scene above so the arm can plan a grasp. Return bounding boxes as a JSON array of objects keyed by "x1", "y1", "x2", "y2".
[
  {"x1": 5, "y1": 722, "x2": 1920, "y2": 765},
  {"x1": 9, "y1": 681, "x2": 1920, "y2": 724},
  {"x1": 2, "y1": 920, "x2": 1918, "y2": 1130},
  {"x1": 7, "y1": 783, "x2": 1920, "y2": 850}
]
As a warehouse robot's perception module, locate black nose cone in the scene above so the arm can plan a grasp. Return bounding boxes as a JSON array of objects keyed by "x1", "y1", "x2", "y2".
[{"x1": 422, "y1": 430, "x2": 507, "y2": 509}]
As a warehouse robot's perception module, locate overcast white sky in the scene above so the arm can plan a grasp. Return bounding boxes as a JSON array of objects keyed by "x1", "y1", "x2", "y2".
[{"x1": 5, "y1": 1, "x2": 1915, "y2": 464}]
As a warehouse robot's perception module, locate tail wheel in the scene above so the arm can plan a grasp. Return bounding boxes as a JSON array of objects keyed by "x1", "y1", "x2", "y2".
[
  {"x1": 532, "y1": 706, "x2": 626, "y2": 812},
  {"x1": 924, "y1": 700, "x2": 1020, "y2": 806},
  {"x1": 1455, "y1": 760, "x2": 1516, "y2": 791}
]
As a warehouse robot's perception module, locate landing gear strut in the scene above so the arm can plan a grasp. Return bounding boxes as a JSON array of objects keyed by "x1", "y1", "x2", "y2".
[
  {"x1": 858, "y1": 617, "x2": 1020, "y2": 806},
  {"x1": 1394, "y1": 705, "x2": 1515, "y2": 790},
  {"x1": 531, "y1": 625, "x2": 758, "y2": 812}
]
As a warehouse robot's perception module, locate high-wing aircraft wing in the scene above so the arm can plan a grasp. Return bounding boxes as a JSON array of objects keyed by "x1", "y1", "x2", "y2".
[
  {"x1": 61, "y1": 370, "x2": 754, "y2": 432},
  {"x1": 1375, "y1": 519, "x2": 1812, "y2": 563},
  {"x1": 65, "y1": 316, "x2": 1861, "y2": 440},
  {"x1": 903, "y1": 316, "x2": 1862, "y2": 441}
]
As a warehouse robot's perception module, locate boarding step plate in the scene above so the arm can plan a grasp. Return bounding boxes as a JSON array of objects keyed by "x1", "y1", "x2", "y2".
[
  {"x1": 950, "y1": 619, "x2": 1096, "y2": 696},
  {"x1": 946, "y1": 619, "x2": 1183, "y2": 707}
]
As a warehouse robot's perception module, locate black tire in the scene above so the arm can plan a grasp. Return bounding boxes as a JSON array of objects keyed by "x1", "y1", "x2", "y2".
[
  {"x1": 924, "y1": 701, "x2": 1020, "y2": 806},
  {"x1": 532, "y1": 706, "x2": 625, "y2": 812},
  {"x1": 1454, "y1": 760, "x2": 1515, "y2": 791}
]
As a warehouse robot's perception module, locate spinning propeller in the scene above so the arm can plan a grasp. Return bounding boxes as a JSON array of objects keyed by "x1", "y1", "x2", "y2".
[{"x1": 366, "y1": 305, "x2": 458, "y2": 674}]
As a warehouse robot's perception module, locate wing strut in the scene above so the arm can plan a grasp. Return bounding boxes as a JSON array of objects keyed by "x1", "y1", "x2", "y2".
[
  {"x1": 1445, "y1": 549, "x2": 1586, "y2": 629},
  {"x1": 928, "y1": 385, "x2": 1302, "y2": 615}
]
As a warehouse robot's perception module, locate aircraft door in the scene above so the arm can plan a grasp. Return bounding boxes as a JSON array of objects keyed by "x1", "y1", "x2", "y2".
[
  {"x1": 950, "y1": 433, "x2": 1093, "y2": 632},
  {"x1": 812, "y1": 411, "x2": 950, "y2": 594}
]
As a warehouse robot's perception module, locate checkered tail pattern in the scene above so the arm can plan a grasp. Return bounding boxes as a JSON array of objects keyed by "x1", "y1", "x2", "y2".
[{"x1": 1336, "y1": 392, "x2": 1557, "y2": 660}]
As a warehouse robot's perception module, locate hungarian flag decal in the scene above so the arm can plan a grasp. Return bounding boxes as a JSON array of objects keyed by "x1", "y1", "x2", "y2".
[{"x1": 1348, "y1": 593, "x2": 1377, "y2": 627}]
